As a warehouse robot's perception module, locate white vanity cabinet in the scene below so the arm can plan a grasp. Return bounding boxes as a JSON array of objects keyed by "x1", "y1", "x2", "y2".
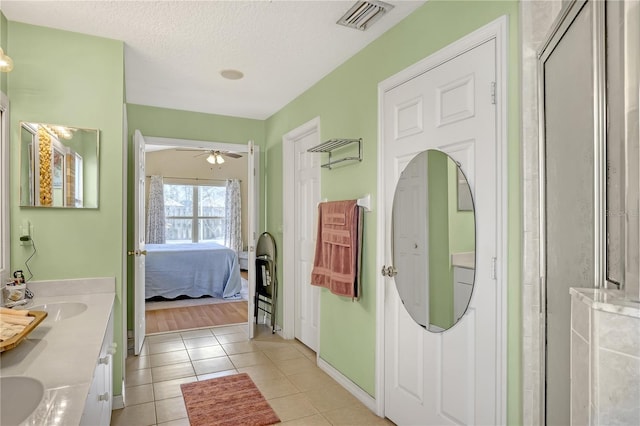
[
  {"x1": 81, "y1": 309, "x2": 115, "y2": 426},
  {"x1": 453, "y1": 266, "x2": 474, "y2": 322}
]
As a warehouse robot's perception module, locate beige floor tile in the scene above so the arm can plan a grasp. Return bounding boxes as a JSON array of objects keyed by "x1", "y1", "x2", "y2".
[
  {"x1": 215, "y1": 332, "x2": 248, "y2": 344},
  {"x1": 126, "y1": 368, "x2": 153, "y2": 387},
  {"x1": 281, "y1": 414, "x2": 332, "y2": 426},
  {"x1": 275, "y1": 356, "x2": 317, "y2": 375},
  {"x1": 212, "y1": 324, "x2": 248, "y2": 335},
  {"x1": 138, "y1": 342, "x2": 150, "y2": 356},
  {"x1": 155, "y1": 396, "x2": 188, "y2": 424},
  {"x1": 152, "y1": 362, "x2": 195, "y2": 382},
  {"x1": 182, "y1": 336, "x2": 219, "y2": 349},
  {"x1": 322, "y1": 406, "x2": 392, "y2": 425},
  {"x1": 197, "y1": 369, "x2": 239, "y2": 381},
  {"x1": 268, "y1": 393, "x2": 319, "y2": 422},
  {"x1": 237, "y1": 364, "x2": 285, "y2": 383},
  {"x1": 263, "y1": 346, "x2": 306, "y2": 362},
  {"x1": 111, "y1": 401, "x2": 156, "y2": 426},
  {"x1": 124, "y1": 383, "x2": 155, "y2": 406},
  {"x1": 157, "y1": 418, "x2": 191, "y2": 426},
  {"x1": 148, "y1": 340, "x2": 186, "y2": 355},
  {"x1": 192, "y1": 356, "x2": 235, "y2": 375},
  {"x1": 179, "y1": 329, "x2": 213, "y2": 340},
  {"x1": 229, "y1": 351, "x2": 272, "y2": 368},
  {"x1": 149, "y1": 350, "x2": 190, "y2": 367},
  {"x1": 146, "y1": 333, "x2": 184, "y2": 344},
  {"x1": 253, "y1": 340, "x2": 291, "y2": 351},
  {"x1": 287, "y1": 370, "x2": 335, "y2": 392},
  {"x1": 303, "y1": 383, "x2": 360, "y2": 413},
  {"x1": 153, "y1": 376, "x2": 197, "y2": 401},
  {"x1": 292, "y1": 341, "x2": 317, "y2": 359},
  {"x1": 221, "y1": 341, "x2": 259, "y2": 355},
  {"x1": 254, "y1": 376, "x2": 300, "y2": 400},
  {"x1": 126, "y1": 354, "x2": 151, "y2": 372},
  {"x1": 187, "y1": 345, "x2": 227, "y2": 361}
]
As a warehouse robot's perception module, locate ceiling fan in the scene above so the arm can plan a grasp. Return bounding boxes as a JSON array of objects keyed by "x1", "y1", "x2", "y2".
[{"x1": 176, "y1": 148, "x2": 243, "y2": 164}]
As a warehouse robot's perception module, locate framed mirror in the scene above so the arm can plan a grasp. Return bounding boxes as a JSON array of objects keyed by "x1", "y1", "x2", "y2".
[
  {"x1": 19, "y1": 122, "x2": 99, "y2": 208},
  {"x1": 392, "y1": 149, "x2": 475, "y2": 332}
]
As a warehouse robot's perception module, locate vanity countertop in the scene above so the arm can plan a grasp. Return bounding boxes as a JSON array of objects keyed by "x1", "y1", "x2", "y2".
[
  {"x1": 0, "y1": 278, "x2": 115, "y2": 425},
  {"x1": 451, "y1": 251, "x2": 475, "y2": 269},
  {"x1": 570, "y1": 287, "x2": 640, "y2": 319}
]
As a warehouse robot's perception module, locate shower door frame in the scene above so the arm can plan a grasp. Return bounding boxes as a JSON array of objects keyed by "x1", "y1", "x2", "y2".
[{"x1": 536, "y1": 0, "x2": 609, "y2": 423}]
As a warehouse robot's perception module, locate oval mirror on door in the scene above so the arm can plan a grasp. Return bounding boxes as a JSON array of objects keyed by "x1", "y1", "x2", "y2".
[{"x1": 392, "y1": 149, "x2": 475, "y2": 332}]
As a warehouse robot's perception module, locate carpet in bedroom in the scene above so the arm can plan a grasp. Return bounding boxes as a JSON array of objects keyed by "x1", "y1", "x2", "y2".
[{"x1": 145, "y1": 301, "x2": 248, "y2": 334}]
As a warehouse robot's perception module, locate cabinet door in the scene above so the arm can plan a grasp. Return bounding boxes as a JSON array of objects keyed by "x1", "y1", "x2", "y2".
[{"x1": 80, "y1": 362, "x2": 104, "y2": 426}]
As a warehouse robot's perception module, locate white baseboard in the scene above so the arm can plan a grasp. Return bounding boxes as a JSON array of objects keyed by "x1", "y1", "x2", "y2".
[
  {"x1": 112, "y1": 383, "x2": 125, "y2": 409},
  {"x1": 317, "y1": 357, "x2": 378, "y2": 415}
]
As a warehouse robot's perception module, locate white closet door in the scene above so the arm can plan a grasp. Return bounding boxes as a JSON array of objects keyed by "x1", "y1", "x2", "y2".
[{"x1": 383, "y1": 39, "x2": 500, "y2": 425}]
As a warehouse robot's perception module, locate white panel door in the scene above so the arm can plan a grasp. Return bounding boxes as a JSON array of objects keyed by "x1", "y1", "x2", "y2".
[
  {"x1": 294, "y1": 129, "x2": 321, "y2": 351},
  {"x1": 383, "y1": 39, "x2": 498, "y2": 425},
  {"x1": 133, "y1": 130, "x2": 147, "y2": 356}
]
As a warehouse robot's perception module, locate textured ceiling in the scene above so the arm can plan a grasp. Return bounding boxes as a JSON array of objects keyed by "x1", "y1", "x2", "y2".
[{"x1": 2, "y1": 0, "x2": 425, "y2": 119}]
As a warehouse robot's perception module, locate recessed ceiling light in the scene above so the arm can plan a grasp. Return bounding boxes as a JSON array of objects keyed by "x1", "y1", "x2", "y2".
[{"x1": 220, "y1": 69, "x2": 244, "y2": 80}]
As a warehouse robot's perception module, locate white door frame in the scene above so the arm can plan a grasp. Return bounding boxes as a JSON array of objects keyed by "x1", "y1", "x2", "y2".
[
  {"x1": 131, "y1": 135, "x2": 260, "y2": 342},
  {"x1": 375, "y1": 16, "x2": 509, "y2": 418},
  {"x1": 282, "y1": 117, "x2": 321, "y2": 342}
]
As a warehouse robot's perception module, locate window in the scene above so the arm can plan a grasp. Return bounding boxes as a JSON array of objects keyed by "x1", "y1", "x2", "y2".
[{"x1": 164, "y1": 183, "x2": 226, "y2": 244}]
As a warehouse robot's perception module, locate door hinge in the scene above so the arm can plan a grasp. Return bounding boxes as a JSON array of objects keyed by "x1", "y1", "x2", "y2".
[
  {"x1": 490, "y1": 82, "x2": 497, "y2": 105},
  {"x1": 491, "y1": 257, "x2": 497, "y2": 280}
]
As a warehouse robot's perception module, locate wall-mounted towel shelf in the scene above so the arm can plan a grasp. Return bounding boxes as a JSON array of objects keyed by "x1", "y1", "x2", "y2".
[{"x1": 307, "y1": 138, "x2": 362, "y2": 169}]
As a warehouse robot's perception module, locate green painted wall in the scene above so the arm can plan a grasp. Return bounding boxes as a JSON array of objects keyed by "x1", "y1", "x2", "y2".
[
  {"x1": 125, "y1": 104, "x2": 265, "y2": 328},
  {"x1": 448, "y1": 161, "x2": 475, "y2": 254},
  {"x1": 7, "y1": 22, "x2": 125, "y2": 396},
  {"x1": 264, "y1": 0, "x2": 521, "y2": 422},
  {"x1": 428, "y1": 151, "x2": 453, "y2": 329},
  {"x1": 0, "y1": 12, "x2": 7, "y2": 93}
]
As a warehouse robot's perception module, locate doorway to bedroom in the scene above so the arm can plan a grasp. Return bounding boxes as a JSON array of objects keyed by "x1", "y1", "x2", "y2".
[{"x1": 132, "y1": 133, "x2": 259, "y2": 348}]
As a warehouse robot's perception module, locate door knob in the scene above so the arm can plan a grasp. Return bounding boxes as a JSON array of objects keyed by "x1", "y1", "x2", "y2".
[
  {"x1": 381, "y1": 265, "x2": 397, "y2": 277},
  {"x1": 127, "y1": 249, "x2": 148, "y2": 256}
]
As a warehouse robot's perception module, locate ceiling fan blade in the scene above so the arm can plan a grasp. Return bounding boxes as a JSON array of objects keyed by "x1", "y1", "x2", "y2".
[{"x1": 221, "y1": 152, "x2": 243, "y2": 159}]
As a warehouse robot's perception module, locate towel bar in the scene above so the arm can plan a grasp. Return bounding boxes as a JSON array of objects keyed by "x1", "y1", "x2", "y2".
[{"x1": 316, "y1": 194, "x2": 372, "y2": 212}]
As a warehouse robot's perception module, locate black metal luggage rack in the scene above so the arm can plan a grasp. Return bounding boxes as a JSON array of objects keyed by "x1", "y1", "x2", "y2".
[{"x1": 254, "y1": 232, "x2": 277, "y2": 333}]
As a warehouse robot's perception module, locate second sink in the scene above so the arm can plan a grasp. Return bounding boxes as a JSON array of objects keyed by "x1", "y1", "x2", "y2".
[
  {"x1": 29, "y1": 302, "x2": 88, "y2": 321},
  {"x1": 0, "y1": 376, "x2": 45, "y2": 425}
]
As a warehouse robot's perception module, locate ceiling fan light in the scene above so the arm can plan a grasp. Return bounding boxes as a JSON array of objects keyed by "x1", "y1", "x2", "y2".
[
  {"x1": 216, "y1": 155, "x2": 225, "y2": 164},
  {"x1": 206, "y1": 152, "x2": 217, "y2": 164}
]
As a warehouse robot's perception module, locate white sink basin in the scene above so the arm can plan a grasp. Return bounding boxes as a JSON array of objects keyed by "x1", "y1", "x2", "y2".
[
  {"x1": 0, "y1": 376, "x2": 45, "y2": 425},
  {"x1": 30, "y1": 302, "x2": 88, "y2": 321}
]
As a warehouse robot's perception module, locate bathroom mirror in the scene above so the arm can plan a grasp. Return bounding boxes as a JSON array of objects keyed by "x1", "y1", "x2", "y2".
[
  {"x1": 392, "y1": 149, "x2": 475, "y2": 332},
  {"x1": 19, "y1": 122, "x2": 99, "y2": 208}
]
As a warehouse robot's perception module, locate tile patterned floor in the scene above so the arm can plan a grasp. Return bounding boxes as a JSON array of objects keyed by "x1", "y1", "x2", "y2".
[{"x1": 111, "y1": 324, "x2": 393, "y2": 426}]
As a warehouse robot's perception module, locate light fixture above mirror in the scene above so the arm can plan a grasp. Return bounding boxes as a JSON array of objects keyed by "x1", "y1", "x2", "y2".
[{"x1": 0, "y1": 48, "x2": 14, "y2": 72}]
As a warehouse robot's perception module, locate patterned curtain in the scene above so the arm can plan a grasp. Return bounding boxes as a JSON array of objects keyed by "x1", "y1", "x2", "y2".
[
  {"x1": 146, "y1": 175, "x2": 166, "y2": 244},
  {"x1": 224, "y1": 179, "x2": 243, "y2": 253}
]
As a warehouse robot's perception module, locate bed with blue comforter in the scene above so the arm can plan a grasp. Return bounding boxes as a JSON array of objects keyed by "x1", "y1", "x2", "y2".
[{"x1": 145, "y1": 242, "x2": 242, "y2": 300}]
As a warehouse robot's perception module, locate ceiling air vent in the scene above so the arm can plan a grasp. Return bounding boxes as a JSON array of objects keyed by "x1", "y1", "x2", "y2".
[{"x1": 337, "y1": 0, "x2": 394, "y2": 31}]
